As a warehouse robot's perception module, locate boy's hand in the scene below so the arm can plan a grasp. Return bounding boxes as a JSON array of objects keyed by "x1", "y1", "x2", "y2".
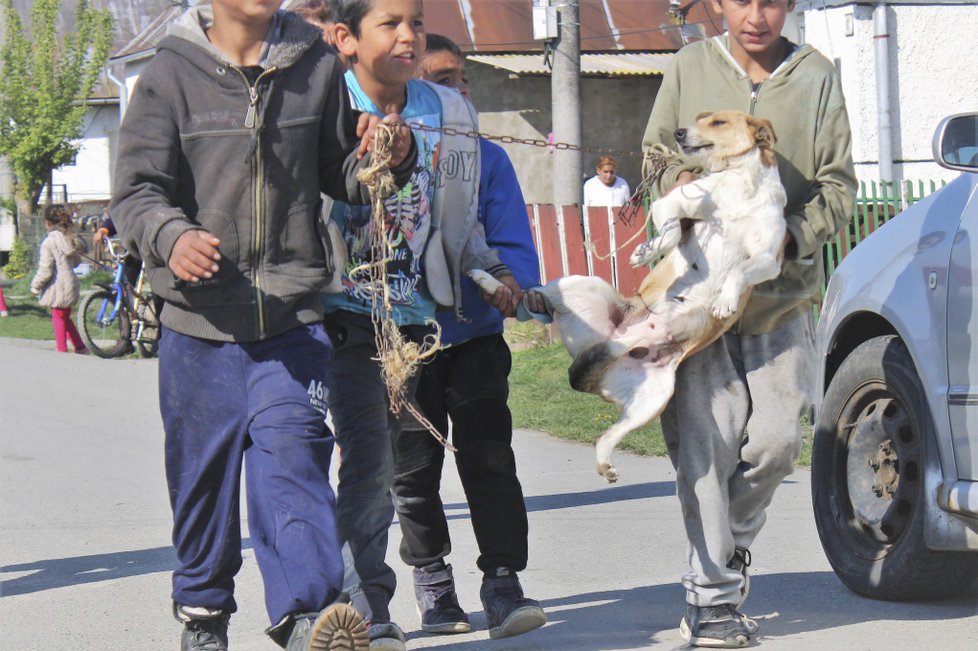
[
  {"x1": 481, "y1": 273, "x2": 522, "y2": 318},
  {"x1": 169, "y1": 230, "x2": 221, "y2": 282},
  {"x1": 668, "y1": 170, "x2": 697, "y2": 193},
  {"x1": 356, "y1": 113, "x2": 413, "y2": 166},
  {"x1": 523, "y1": 289, "x2": 548, "y2": 315}
]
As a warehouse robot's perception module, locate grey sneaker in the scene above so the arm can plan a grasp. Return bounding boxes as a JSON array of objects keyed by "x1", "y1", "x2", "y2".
[
  {"x1": 679, "y1": 603, "x2": 759, "y2": 648},
  {"x1": 284, "y1": 602, "x2": 368, "y2": 651},
  {"x1": 726, "y1": 548, "x2": 751, "y2": 606},
  {"x1": 414, "y1": 562, "x2": 470, "y2": 634},
  {"x1": 367, "y1": 621, "x2": 407, "y2": 650},
  {"x1": 479, "y1": 568, "x2": 547, "y2": 640},
  {"x1": 175, "y1": 604, "x2": 229, "y2": 651}
]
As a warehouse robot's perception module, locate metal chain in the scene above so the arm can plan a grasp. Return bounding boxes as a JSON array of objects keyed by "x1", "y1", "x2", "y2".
[{"x1": 405, "y1": 120, "x2": 648, "y2": 160}]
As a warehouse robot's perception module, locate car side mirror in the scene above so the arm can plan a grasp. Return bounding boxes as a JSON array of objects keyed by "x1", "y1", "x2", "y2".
[{"x1": 933, "y1": 113, "x2": 978, "y2": 172}]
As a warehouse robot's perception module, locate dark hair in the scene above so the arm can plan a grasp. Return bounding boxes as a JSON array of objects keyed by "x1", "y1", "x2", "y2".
[
  {"x1": 330, "y1": 0, "x2": 374, "y2": 38},
  {"x1": 290, "y1": 0, "x2": 334, "y2": 24},
  {"x1": 43, "y1": 204, "x2": 73, "y2": 232},
  {"x1": 425, "y1": 33, "x2": 461, "y2": 57}
]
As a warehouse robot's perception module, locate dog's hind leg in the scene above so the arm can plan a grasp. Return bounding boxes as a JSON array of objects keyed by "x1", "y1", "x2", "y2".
[{"x1": 594, "y1": 359, "x2": 678, "y2": 483}]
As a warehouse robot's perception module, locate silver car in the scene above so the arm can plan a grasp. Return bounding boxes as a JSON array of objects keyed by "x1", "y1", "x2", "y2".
[{"x1": 812, "y1": 112, "x2": 978, "y2": 599}]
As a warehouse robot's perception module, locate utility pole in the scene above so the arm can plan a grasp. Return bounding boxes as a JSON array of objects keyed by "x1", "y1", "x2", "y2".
[{"x1": 550, "y1": 0, "x2": 582, "y2": 206}]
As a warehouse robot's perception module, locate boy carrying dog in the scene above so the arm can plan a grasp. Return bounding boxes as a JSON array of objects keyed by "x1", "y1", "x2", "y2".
[
  {"x1": 110, "y1": 1, "x2": 414, "y2": 649},
  {"x1": 641, "y1": 0, "x2": 856, "y2": 647}
]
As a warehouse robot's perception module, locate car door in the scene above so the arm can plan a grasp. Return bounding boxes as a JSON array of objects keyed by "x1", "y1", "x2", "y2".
[{"x1": 946, "y1": 179, "x2": 978, "y2": 481}]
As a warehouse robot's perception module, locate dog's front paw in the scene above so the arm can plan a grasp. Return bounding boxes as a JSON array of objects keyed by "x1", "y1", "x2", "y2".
[
  {"x1": 597, "y1": 462, "x2": 619, "y2": 483},
  {"x1": 712, "y1": 294, "x2": 739, "y2": 320}
]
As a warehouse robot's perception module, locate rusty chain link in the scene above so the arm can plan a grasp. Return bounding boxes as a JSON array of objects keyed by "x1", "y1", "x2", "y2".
[{"x1": 405, "y1": 121, "x2": 647, "y2": 159}]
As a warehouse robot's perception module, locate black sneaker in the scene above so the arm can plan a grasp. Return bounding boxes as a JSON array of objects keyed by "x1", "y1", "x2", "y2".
[
  {"x1": 283, "y1": 602, "x2": 368, "y2": 651},
  {"x1": 479, "y1": 567, "x2": 547, "y2": 640},
  {"x1": 175, "y1": 604, "x2": 229, "y2": 651},
  {"x1": 414, "y1": 562, "x2": 471, "y2": 634},
  {"x1": 726, "y1": 548, "x2": 751, "y2": 606},
  {"x1": 679, "y1": 603, "x2": 759, "y2": 648}
]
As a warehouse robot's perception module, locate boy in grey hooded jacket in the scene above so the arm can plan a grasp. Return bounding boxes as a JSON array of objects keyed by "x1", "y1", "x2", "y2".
[
  {"x1": 110, "y1": 2, "x2": 414, "y2": 649},
  {"x1": 640, "y1": 0, "x2": 856, "y2": 647}
]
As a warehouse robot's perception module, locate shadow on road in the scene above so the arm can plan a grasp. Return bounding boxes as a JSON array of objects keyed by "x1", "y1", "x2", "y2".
[
  {"x1": 401, "y1": 571, "x2": 978, "y2": 650},
  {"x1": 1, "y1": 539, "x2": 251, "y2": 597},
  {"x1": 442, "y1": 481, "x2": 676, "y2": 523}
]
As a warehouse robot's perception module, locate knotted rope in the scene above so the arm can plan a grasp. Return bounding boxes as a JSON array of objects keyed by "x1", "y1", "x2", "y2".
[{"x1": 352, "y1": 123, "x2": 455, "y2": 451}]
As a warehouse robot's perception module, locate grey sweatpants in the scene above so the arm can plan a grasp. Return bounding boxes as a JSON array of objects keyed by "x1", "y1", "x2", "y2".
[{"x1": 660, "y1": 310, "x2": 816, "y2": 607}]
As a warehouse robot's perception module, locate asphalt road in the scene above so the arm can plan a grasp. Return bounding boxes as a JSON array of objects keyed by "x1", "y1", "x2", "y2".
[{"x1": 1, "y1": 337, "x2": 976, "y2": 650}]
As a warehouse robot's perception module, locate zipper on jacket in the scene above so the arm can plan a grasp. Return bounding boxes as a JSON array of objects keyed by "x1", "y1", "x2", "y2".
[
  {"x1": 245, "y1": 85, "x2": 259, "y2": 129},
  {"x1": 749, "y1": 82, "x2": 760, "y2": 115},
  {"x1": 233, "y1": 65, "x2": 276, "y2": 339}
]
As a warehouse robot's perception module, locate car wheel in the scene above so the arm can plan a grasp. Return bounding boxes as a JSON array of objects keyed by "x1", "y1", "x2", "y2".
[{"x1": 812, "y1": 335, "x2": 978, "y2": 600}]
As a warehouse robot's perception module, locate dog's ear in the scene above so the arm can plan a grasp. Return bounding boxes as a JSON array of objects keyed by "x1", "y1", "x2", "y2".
[{"x1": 751, "y1": 117, "x2": 777, "y2": 148}]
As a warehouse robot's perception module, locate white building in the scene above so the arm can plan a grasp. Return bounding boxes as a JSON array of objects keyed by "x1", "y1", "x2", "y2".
[
  {"x1": 798, "y1": 0, "x2": 978, "y2": 185},
  {"x1": 47, "y1": 99, "x2": 119, "y2": 205}
]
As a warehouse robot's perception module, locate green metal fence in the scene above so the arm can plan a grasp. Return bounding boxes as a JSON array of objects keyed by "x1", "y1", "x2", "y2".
[{"x1": 824, "y1": 179, "x2": 946, "y2": 279}]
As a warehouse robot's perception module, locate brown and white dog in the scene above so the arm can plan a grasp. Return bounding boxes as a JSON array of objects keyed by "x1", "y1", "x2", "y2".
[{"x1": 472, "y1": 111, "x2": 787, "y2": 482}]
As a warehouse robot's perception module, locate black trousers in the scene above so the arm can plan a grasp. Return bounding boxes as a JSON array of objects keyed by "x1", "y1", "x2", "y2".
[{"x1": 392, "y1": 333, "x2": 529, "y2": 573}]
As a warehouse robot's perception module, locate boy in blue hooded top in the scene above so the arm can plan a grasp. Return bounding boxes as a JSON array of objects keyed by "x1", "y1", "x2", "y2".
[{"x1": 391, "y1": 33, "x2": 548, "y2": 642}]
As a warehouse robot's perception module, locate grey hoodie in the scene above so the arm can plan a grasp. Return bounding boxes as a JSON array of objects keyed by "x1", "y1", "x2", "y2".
[{"x1": 110, "y1": 7, "x2": 414, "y2": 342}]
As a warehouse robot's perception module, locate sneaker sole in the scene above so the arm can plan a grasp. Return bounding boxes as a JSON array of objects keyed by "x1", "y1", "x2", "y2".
[
  {"x1": 420, "y1": 621, "x2": 471, "y2": 634},
  {"x1": 679, "y1": 617, "x2": 749, "y2": 649},
  {"x1": 416, "y1": 604, "x2": 471, "y2": 635},
  {"x1": 308, "y1": 603, "x2": 369, "y2": 651},
  {"x1": 487, "y1": 605, "x2": 547, "y2": 640},
  {"x1": 367, "y1": 637, "x2": 406, "y2": 651}
]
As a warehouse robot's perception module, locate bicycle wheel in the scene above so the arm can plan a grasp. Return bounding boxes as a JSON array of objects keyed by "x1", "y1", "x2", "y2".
[
  {"x1": 79, "y1": 289, "x2": 132, "y2": 359},
  {"x1": 134, "y1": 327, "x2": 159, "y2": 358},
  {"x1": 133, "y1": 294, "x2": 160, "y2": 359}
]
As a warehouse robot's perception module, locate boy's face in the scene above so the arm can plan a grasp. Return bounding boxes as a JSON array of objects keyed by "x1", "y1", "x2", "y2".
[
  {"x1": 212, "y1": 0, "x2": 283, "y2": 27},
  {"x1": 336, "y1": 0, "x2": 425, "y2": 88},
  {"x1": 419, "y1": 50, "x2": 469, "y2": 98},
  {"x1": 711, "y1": 0, "x2": 794, "y2": 59}
]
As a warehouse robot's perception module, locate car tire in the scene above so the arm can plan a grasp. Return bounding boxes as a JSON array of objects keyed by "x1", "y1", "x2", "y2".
[{"x1": 812, "y1": 335, "x2": 978, "y2": 600}]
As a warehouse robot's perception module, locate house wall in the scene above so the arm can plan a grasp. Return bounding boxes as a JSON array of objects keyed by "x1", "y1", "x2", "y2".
[
  {"x1": 467, "y1": 60, "x2": 662, "y2": 204},
  {"x1": 801, "y1": 4, "x2": 978, "y2": 185},
  {"x1": 49, "y1": 103, "x2": 119, "y2": 203}
]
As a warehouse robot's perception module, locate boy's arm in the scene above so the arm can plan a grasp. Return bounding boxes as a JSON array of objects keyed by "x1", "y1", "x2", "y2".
[
  {"x1": 110, "y1": 67, "x2": 201, "y2": 269},
  {"x1": 480, "y1": 144, "x2": 541, "y2": 291},
  {"x1": 641, "y1": 57, "x2": 703, "y2": 199},
  {"x1": 782, "y1": 79, "x2": 857, "y2": 261}
]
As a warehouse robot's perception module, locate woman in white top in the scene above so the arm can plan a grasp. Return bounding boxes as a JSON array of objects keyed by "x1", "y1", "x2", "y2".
[{"x1": 583, "y1": 155, "x2": 630, "y2": 207}]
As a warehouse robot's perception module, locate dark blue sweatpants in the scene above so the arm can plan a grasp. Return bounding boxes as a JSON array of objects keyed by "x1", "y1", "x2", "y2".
[{"x1": 159, "y1": 323, "x2": 343, "y2": 626}]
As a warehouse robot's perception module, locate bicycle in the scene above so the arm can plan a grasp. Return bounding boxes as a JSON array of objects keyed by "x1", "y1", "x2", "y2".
[{"x1": 79, "y1": 238, "x2": 160, "y2": 359}]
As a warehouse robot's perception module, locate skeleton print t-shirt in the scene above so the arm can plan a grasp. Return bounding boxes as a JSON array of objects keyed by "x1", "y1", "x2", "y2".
[{"x1": 321, "y1": 72, "x2": 442, "y2": 325}]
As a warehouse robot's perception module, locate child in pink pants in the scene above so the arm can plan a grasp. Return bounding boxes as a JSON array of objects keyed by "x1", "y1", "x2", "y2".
[{"x1": 30, "y1": 205, "x2": 88, "y2": 353}]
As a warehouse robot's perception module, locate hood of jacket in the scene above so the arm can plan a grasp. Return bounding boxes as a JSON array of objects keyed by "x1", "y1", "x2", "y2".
[{"x1": 165, "y1": 5, "x2": 317, "y2": 71}]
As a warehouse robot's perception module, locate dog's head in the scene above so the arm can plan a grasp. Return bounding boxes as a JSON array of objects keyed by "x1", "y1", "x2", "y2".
[{"x1": 674, "y1": 110, "x2": 778, "y2": 170}]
